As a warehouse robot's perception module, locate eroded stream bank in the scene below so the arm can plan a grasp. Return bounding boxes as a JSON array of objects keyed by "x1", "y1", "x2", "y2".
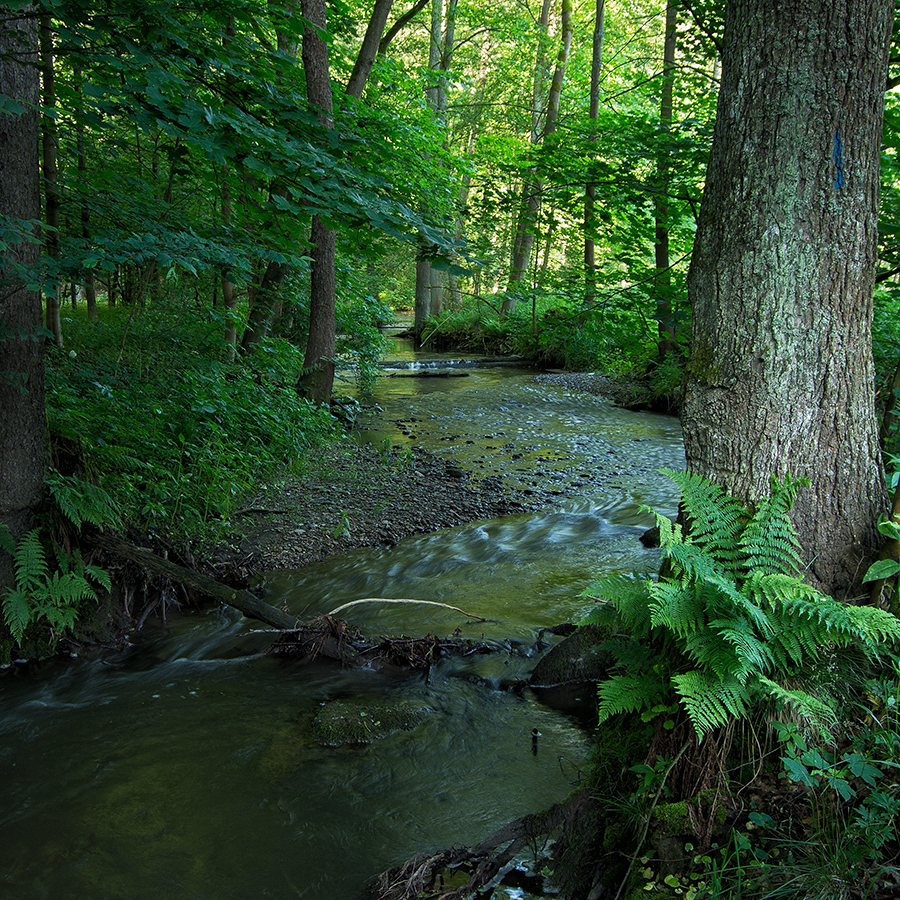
[{"x1": 0, "y1": 365, "x2": 684, "y2": 900}]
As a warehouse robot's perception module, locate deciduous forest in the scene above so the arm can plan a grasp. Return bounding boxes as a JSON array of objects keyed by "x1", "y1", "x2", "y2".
[{"x1": 3, "y1": 0, "x2": 900, "y2": 897}]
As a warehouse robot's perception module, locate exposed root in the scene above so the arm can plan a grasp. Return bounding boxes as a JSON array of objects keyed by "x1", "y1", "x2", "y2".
[{"x1": 373, "y1": 801, "x2": 572, "y2": 900}]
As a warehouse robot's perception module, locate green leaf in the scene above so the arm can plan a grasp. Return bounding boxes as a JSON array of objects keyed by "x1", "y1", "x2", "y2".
[
  {"x1": 781, "y1": 756, "x2": 815, "y2": 787},
  {"x1": 862, "y1": 558, "x2": 900, "y2": 583},
  {"x1": 876, "y1": 518, "x2": 900, "y2": 540}
]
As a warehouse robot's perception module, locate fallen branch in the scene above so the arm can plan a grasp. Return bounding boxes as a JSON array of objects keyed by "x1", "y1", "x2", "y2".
[
  {"x1": 327, "y1": 597, "x2": 494, "y2": 622},
  {"x1": 90, "y1": 532, "x2": 300, "y2": 630}
]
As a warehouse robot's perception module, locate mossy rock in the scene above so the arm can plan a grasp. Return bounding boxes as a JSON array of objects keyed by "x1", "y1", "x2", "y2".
[
  {"x1": 530, "y1": 624, "x2": 612, "y2": 687},
  {"x1": 312, "y1": 699, "x2": 431, "y2": 747}
]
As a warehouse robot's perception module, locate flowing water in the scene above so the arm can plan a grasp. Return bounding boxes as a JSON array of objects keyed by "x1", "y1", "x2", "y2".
[{"x1": 0, "y1": 349, "x2": 684, "y2": 900}]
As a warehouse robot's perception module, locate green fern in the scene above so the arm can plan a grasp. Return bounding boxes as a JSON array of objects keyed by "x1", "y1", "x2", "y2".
[
  {"x1": 46, "y1": 471, "x2": 121, "y2": 529},
  {"x1": 580, "y1": 471, "x2": 900, "y2": 741},
  {"x1": 0, "y1": 527, "x2": 109, "y2": 644}
]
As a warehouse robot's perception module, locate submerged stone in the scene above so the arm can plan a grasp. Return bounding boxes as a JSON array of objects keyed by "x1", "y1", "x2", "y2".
[{"x1": 312, "y1": 699, "x2": 431, "y2": 747}]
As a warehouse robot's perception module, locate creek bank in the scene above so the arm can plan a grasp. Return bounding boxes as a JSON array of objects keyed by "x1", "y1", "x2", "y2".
[
  {"x1": 534, "y1": 370, "x2": 681, "y2": 415},
  {"x1": 211, "y1": 441, "x2": 549, "y2": 578}
]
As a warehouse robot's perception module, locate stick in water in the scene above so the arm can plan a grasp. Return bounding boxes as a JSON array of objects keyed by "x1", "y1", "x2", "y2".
[{"x1": 327, "y1": 598, "x2": 495, "y2": 622}]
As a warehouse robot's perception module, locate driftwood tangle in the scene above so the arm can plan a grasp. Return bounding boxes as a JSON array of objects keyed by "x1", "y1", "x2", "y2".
[{"x1": 375, "y1": 800, "x2": 573, "y2": 900}]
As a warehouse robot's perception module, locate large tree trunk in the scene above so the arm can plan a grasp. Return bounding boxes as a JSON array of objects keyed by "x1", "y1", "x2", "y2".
[
  {"x1": 0, "y1": 12, "x2": 46, "y2": 590},
  {"x1": 682, "y1": 0, "x2": 891, "y2": 599}
]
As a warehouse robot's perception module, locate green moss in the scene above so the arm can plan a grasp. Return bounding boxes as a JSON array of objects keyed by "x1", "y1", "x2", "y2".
[{"x1": 653, "y1": 800, "x2": 691, "y2": 833}]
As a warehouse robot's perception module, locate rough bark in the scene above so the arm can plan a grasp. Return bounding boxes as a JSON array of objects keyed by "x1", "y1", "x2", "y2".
[
  {"x1": 0, "y1": 12, "x2": 45, "y2": 590},
  {"x1": 682, "y1": 0, "x2": 892, "y2": 598}
]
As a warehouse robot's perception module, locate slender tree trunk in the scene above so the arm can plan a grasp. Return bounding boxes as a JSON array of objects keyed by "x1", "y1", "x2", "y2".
[
  {"x1": 74, "y1": 68, "x2": 97, "y2": 323},
  {"x1": 413, "y1": 0, "x2": 456, "y2": 344},
  {"x1": 583, "y1": 0, "x2": 604, "y2": 312},
  {"x1": 39, "y1": 13, "x2": 62, "y2": 346},
  {"x1": 221, "y1": 17, "x2": 238, "y2": 359},
  {"x1": 503, "y1": 0, "x2": 572, "y2": 316},
  {"x1": 299, "y1": 0, "x2": 337, "y2": 402},
  {"x1": 682, "y1": 0, "x2": 891, "y2": 598},
  {"x1": 0, "y1": 12, "x2": 46, "y2": 590},
  {"x1": 297, "y1": 0, "x2": 399, "y2": 398},
  {"x1": 347, "y1": 0, "x2": 394, "y2": 99},
  {"x1": 654, "y1": 0, "x2": 678, "y2": 358},
  {"x1": 378, "y1": 0, "x2": 429, "y2": 55},
  {"x1": 221, "y1": 177, "x2": 237, "y2": 360}
]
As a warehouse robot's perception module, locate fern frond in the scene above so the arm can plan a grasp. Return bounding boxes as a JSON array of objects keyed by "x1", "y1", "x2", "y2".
[
  {"x1": 597, "y1": 672, "x2": 666, "y2": 724},
  {"x1": 681, "y1": 628, "x2": 744, "y2": 681},
  {"x1": 846, "y1": 604, "x2": 900, "y2": 643},
  {"x1": 664, "y1": 540, "x2": 723, "y2": 585},
  {"x1": 13, "y1": 530, "x2": 49, "y2": 590},
  {"x1": 653, "y1": 512, "x2": 684, "y2": 551},
  {"x1": 604, "y1": 633, "x2": 659, "y2": 672},
  {"x1": 580, "y1": 574, "x2": 652, "y2": 633},
  {"x1": 46, "y1": 572, "x2": 98, "y2": 607},
  {"x1": 83, "y1": 563, "x2": 113, "y2": 594},
  {"x1": 2, "y1": 589, "x2": 32, "y2": 641},
  {"x1": 758, "y1": 675, "x2": 839, "y2": 738},
  {"x1": 46, "y1": 472, "x2": 122, "y2": 529},
  {"x1": 775, "y1": 595, "x2": 900, "y2": 658},
  {"x1": 665, "y1": 469, "x2": 747, "y2": 571},
  {"x1": 647, "y1": 580, "x2": 706, "y2": 637},
  {"x1": 739, "y1": 476, "x2": 806, "y2": 575},
  {"x1": 744, "y1": 571, "x2": 823, "y2": 609},
  {"x1": 577, "y1": 604, "x2": 617, "y2": 627},
  {"x1": 673, "y1": 669, "x2": 752, "y2": 740},
  {"x1": 708, "y1": 616, "x2": 775, "y2": 678}
]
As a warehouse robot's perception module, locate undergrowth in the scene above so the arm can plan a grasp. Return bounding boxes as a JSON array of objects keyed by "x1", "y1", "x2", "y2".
[
  {"x1": 47, "y1": 301, "x2": 342, "y2": 541},
  {"x1": 579, "y1": 471, "x2": 900, "y2": 900}
]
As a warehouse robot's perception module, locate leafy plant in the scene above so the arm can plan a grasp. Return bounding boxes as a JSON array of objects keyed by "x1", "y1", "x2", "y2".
[
  {"x1": 0, "y1": 527, "x2": 111, "y2": 643},
  {"x1": 581, "y1": 470, "x2": 900, "y2": 741}
]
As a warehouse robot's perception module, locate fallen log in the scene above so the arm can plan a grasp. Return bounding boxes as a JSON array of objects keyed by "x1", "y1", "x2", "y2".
[{"x1": 90, "y1": 532, "x2": 300, "y2": 630}]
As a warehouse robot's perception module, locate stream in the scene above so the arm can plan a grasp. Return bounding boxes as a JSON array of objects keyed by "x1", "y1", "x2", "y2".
[{"x1": 0, "y1": 348, "x2": 684, "y2": 900}]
